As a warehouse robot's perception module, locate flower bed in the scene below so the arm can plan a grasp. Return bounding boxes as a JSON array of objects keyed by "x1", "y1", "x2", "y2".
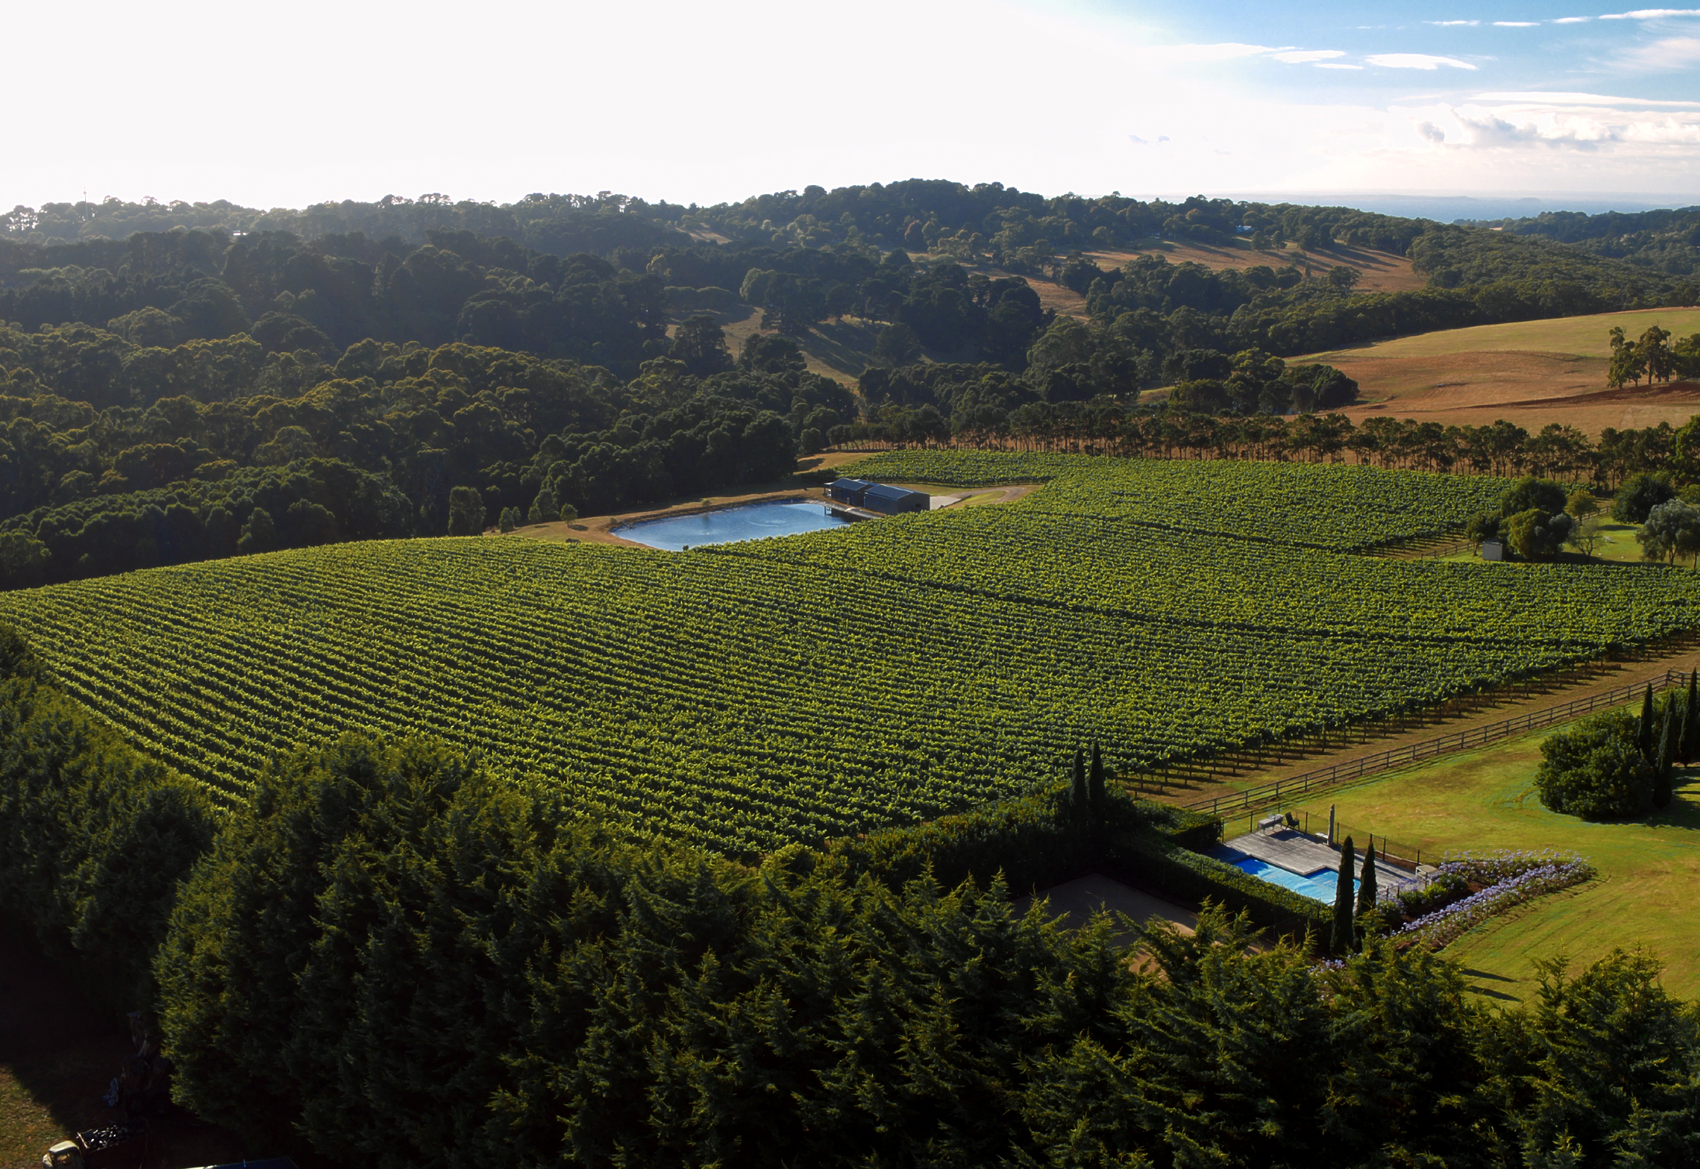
[{"x1": 1391, "y1": 850, "x2": 1595, "y2": 951}]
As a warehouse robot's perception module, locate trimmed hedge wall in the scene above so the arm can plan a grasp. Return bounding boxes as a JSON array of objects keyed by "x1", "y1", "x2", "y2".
[
  {"x1": 828, "y1": 781, "x2": 1225, "y2": 897},
  {"x1": 1107, "y1": 831, "x2": 1329, "y2": 940}
]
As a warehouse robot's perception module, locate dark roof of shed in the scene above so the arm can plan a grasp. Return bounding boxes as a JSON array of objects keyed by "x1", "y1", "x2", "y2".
[
  {"x1": 863, "y1": 483, "x2": 927, "y2": 502},
  {"x1": 828, "y1": 478, "x2": 873, "y2": 491}
]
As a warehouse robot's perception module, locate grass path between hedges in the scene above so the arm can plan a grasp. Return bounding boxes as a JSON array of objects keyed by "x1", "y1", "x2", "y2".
[{"x1": 1275, "y1": 731, "x2": 1700, "y2": 1005}]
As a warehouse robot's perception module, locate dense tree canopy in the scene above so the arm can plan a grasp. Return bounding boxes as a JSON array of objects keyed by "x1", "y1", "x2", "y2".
[{"x1": 1, "y1": 181, "x2": 1694, "y2": 588}]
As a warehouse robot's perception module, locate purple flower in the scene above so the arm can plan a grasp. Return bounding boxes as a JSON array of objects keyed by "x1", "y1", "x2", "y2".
[{"x1": 1391, "y1": 850, "x2": 1594, "y2": 950}]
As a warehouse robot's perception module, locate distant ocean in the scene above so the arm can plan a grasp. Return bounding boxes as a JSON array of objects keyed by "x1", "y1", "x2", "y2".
[{"x1": 1196, "y1": 191, "x2": 1699, "y2": 223}]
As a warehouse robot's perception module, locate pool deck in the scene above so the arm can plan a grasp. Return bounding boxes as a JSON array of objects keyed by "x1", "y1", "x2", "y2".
[{"x1": 1212, "y1": 827, "x2": 1428, "y2": 890}]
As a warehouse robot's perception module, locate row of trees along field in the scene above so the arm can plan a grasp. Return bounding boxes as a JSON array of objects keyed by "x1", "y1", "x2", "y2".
[
  {"x1": 838, "y1": 377, "x2": 1699, "y2": 483},
  {"x1": 1609, "y1": 322, "x2": 1700, "y2": 389},
  {"x1": 3, "y1": 628, "x2": 1699, "y2": 1169}
]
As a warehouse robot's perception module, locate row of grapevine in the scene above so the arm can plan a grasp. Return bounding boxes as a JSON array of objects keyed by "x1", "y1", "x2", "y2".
[
  {"x1": 2, "y1": 459, "x2": 1694, "y2": 856},
  {"x1": 843, "y1": 451, "x2": 1512, "y2": 550}
]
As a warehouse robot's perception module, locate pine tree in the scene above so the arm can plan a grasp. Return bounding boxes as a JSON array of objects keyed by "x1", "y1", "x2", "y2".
[
  {"x1": 1638, "y1": 684, "x2": 1655, "y2": 758},
  {"x1": 1332, "y1": 836, "x2": 1356, "y2": 955},
  {"x1": 1357, "y1": 839, "x2": 1378, "y2": 916},
  {"x1": 1088, "y1": 742, "x2": 1105, "y2": 818},
  {"x1": 1071, "y1": 748, "x2": 1088, "y2": 818}
]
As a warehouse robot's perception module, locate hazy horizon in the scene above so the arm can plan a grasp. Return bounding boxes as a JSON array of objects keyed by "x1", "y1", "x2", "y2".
[{"x1": 6, "y1": 0, "x2": 1699, "y2": 216}]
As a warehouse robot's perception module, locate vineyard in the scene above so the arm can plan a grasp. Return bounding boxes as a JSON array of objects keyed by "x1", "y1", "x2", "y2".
[
  {"x1": 843, "y1": 451, "x2": 1511, "y2": 550},
  {"x1": 3, "y1": 456, "x2": 1698, "y2": 855}
]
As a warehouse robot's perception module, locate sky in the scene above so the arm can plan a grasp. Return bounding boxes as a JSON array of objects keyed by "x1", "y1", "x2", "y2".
[{"x1": 4, "y1": 0, "x2": 1698, "y2": 214}]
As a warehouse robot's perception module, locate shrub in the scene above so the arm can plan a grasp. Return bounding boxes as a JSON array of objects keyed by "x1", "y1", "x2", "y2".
[
  {"x1": 1505, "y1": 507, "x2": 1574, "y2": 560},
  {"x1": 1535, "y1": 709, "x2": 1654, "y2": 820},
  {"x1": 1612, "y1": 470, "x2": 1676, "y2": 523}
]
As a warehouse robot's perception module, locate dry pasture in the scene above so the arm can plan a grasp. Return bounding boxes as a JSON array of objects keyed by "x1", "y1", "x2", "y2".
[{"x1": 1305, "y1": 306, "x2": 1700, "y2": 436}]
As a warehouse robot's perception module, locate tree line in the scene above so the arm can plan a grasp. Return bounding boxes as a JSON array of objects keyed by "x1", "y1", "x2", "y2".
[
  {"x1": 837, "y1": 364, "x2": 1697, "y2": 487},
  {"x1": 0, "y1": 320, "x2": 842, "y2": 589},
  {"x1": 2, "y1": 627, "x2": 1699, "y2": 1168},
  {"x1": 5, "y1": 183, "x2": 1693, "y2": 387},
  {"x1": 1488, "y1": 203, "x2": 1700, "y2": 281}
]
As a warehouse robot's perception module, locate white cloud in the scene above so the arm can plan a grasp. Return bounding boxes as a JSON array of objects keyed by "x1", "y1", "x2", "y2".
[
  {"x1": 1426, "y1": 19, "x2": 1480, "y2": 24},
  {"x1": 1158, "y1": 42, "x2": 1284, "y2": 62},
  {"x1": 1493, "y1": 20, "x2": 1540, "y2": 25},
  {"x1": 1366, "y1": 53, "x2": 1479, "y2": 69},
  {"x1": 1599, "y1": 7, "x2": 1700, "y2": 17},
  {"x1": 1474, "y1": 90, "x2": 1700, "y2": 106},
  {"x1": 1317, "y1": 62, "x2": 1367, "y2": 69},
  {"x1": 1553, "y1": 15, "x2": 1592, "y2": 20},
  {"x1": 1617, "y1": 34, "x2": 1700, "y2": 66},
  {"x1": 1271, "y1": 49, "x2": 1346, "y2": 62},
  {"x1": 1395, "y1": 97, "x2": 1700, "y2": 154}
]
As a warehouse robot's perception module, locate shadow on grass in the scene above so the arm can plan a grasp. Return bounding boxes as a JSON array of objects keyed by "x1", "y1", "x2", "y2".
[
  {"x1": 1627, "y1": 772, "x2": 1700, "y2": 832},
  {"x1": 1460, "y1": 968, "x2": 1523, "y2": 1002},
  {"x1": 1465, "y1": 982, "x2": 1522, "y2": 1003}
]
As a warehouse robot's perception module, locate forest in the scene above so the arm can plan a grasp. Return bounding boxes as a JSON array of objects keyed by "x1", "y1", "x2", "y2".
[
  {"x1": 1485, "y1": 203, "x2": 1700, "y2": 279},
  {"x1": 1, "y1": 181, "x2": 1697, "y2": 591}
]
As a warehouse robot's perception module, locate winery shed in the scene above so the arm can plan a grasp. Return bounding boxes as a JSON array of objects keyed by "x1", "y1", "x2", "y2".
[
  {"x1": 861, "y1": 484, "x2": 929, "y2": 514},
  {"x1": 827, "y1": 478, "x2": 873, "y2": 505}
]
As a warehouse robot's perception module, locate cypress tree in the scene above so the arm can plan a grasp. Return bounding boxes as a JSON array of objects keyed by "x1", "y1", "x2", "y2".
[
  {"x1": 1684, "y1": 670, "x2": 1698, "y2": 765},
  {"x1": 1331, "y1": 835, "x2": 1356, "y2": 956},
  {"x1": 1638, "y1": 685, "x2": 1655, "y2": 758},
  {"x1": 1071, "y1": 748, "x2": 1088, "y2": 817},
  {"x1": 1655, "y1": 704, "x2": 1675, "y2": 810},
  {"x1": 1357, "y1": 839, "x2": 1378, "y2": 916},
  {"x1": 1088, "y1": 742, "x2": 1106, "y2": 818}
]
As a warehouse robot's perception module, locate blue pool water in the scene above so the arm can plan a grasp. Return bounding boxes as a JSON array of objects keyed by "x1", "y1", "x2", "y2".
[
  {"x1": 1232, "y1": 857, "x2": 1358, "y2": 903},
  {"x1": 615, "y1": 501, "x2": 851, "y2": 551}
]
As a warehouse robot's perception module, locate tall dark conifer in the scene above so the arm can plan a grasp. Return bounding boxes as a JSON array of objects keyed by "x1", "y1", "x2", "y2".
[
  {"x1": 1684, "y1": 671, "x2": 1698, "y2": 765},
  {"x1": 1638, "y1": 685, "x2": 1655, "y2": 758},
  {"x1": 1357, "y1": 840, "x2": 1378, "y2": 916},
  {"x1": 1088, "y1": 742, "x2": 1106, "y2": 818},
  {"x1": 1332, "y1": 836, "x2": 1356, "y2": 955},
  {"x1": 1655, "y1": 705, "x2": 1675, "y2": 810},
  {"x1": 1071, "y1": 748, "x2": 1088, "y2": 817}
]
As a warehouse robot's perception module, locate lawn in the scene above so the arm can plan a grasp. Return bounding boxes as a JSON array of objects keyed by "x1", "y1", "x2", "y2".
[{"x1": 1277, "y1": 723, "x2": 1700, "y2": 1004}]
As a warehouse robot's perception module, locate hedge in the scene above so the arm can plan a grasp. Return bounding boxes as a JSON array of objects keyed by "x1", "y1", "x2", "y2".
[
  {"x1": 1107, "y1": 830, "x2": 1330, "y2": 941},
  {"x1": 827, "y1": 781, "x2": 1223, "y2": 896},
  {"x1": 0, "y1": 631, "x2": 218, "y2": 1014}
]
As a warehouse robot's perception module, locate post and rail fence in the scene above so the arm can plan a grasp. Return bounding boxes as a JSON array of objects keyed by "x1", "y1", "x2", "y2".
[{"x1": 1182, "y1": 668, "x2": 1693, "y2": 820}]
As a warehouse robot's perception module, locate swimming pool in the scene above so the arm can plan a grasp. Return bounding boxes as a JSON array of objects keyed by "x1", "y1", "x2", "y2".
[
  {"x1": 1231, "y1": 856, "x2": 1358, "y2": 903},
  {"x1": 615, "y1": 500, "x2": 851, "y2": 551}
]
